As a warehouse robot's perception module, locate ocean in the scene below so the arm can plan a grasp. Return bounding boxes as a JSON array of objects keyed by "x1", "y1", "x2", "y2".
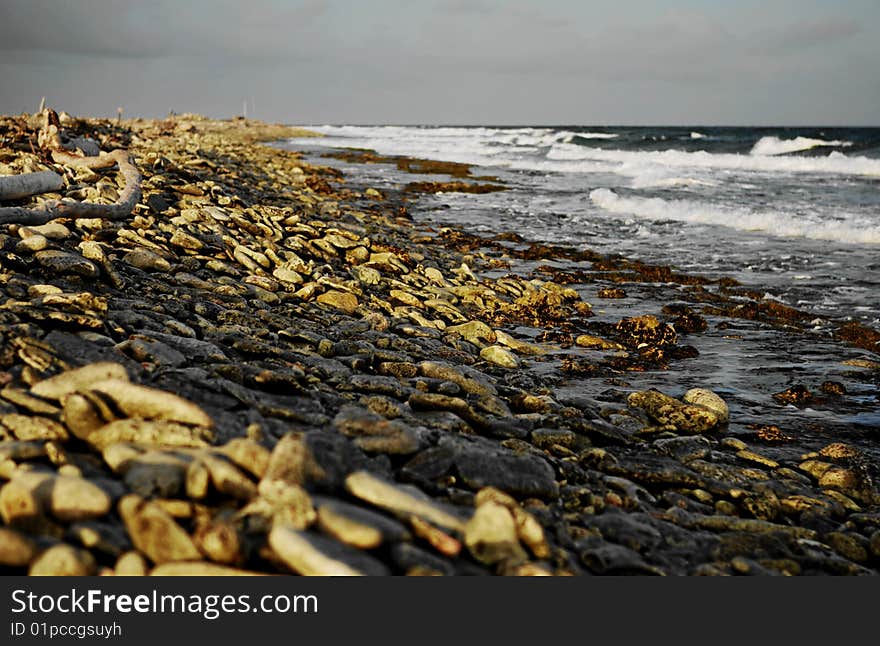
[{"x1": 285, "y1": 125, "x2": 880, "y2": 449}]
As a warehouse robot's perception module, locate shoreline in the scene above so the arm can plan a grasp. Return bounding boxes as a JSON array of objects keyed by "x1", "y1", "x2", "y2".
[{"x1": 0, "y1": 112, "x2": 878, "y2": 575}]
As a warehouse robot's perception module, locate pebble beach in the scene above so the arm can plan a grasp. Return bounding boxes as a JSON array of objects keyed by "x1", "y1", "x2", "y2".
[{"x1": 0, "y1": 111, "x2": 878, "y2": 576}]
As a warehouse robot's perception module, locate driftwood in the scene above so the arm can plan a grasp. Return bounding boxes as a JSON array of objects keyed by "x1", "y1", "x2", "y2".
[
  {"x1": 0, "y1": 108, "x2": 142, "y2": 226},
  {"x1": 0, "y1": 149, "x2": 141, "y2": 226},
  {"x1": 0, "y1": 170, "x2": 64, "y2": 201}
]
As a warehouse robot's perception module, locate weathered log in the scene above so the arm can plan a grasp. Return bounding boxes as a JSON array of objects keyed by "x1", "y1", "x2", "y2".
[
  {"x1": 0, "y1": 170, "x2": 64, "y2": 201},
  {"x1": 0, "y1": 149, "x2": 141, "y2": 226}
]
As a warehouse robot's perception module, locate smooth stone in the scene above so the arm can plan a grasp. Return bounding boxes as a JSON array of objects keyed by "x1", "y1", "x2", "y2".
[
  {"x1": 85, "y1": 379, "x2": 214, "y2": 427},
  {"x1": 50, "y1": 474, "x2": 113, "y2": 521},
  {"x1": 114, "y1": 551, "x2": 148, "y2": 576},
  {"x1": 451, "y1": 442, "x2": 559, "y2": 499},
  {"x1": 35, "y1": 250, "x2": 99, "y2": 277},
  {"x1": 123, "y1": 248, "x2": 172, "y2": 272},
  {"x1": 315, "y1": 497, "x2": 411, "y2": 549},
  {"x1": 149, "y1": 563, "x2": 265, "y2": 576},
  {"x1": 0, "y1": 527, "x2": 38, "y2": 566},
  {"x1": 316, "y1": 290, "x2": 359, "y2": 314},
  {"x1": 29, "y1": 544, "x2": 96, "y2": 576},
  {"x1": 0, "y1": 414, "x2": 69, "y2": 441},
  {"x1": 479, "y1": 345, "x2": 519, "y2": 369},
  {"x1": 269, "y1": 525, "x2": 390, "y2": 576},
  {"x1": 464, "y1": 501, "x2": 527, "y2": 565},
  {"x1": 85, "y1": 419, "x2": 213, "y2": 451},
  {"x1": 627, "y1": 389, "x2": 719, "y2": 433},
  {"x1": 344, "y1": 471, "x2": 466, "y2": 532},
  {"x1": 682, "y1": 388, "x2": 730, "y2": 424},
  {"x1": 118, "y1": 494, "x2": 201, "y2": 564}
]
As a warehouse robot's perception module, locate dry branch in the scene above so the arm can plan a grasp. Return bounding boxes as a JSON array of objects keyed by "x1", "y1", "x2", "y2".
[
  {"x1": 0, "y1": 171, "x2": 64, "y2": 201},
  {"x1": 0, "y1": 150, "x2": 141, "y2": 226}
]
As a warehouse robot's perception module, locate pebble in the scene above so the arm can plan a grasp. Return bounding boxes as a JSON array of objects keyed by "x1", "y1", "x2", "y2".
[
  {"x1": 33, "y1": 249, "x2": 98, "y2": 277},
  {"x1": 344, "y1": 471, "x2": 467, "y2": 532},
  {"x1": 118, "y1": 494, "x2": 201, "y2": 563},
  {"x1": 269, "y1": 525, "x2": 389, "y2": 576},
  {"x1": 682, "y1": 388, "x2": 730, "y2": 424},
  {"x1": 627, "y1": 389, "x2": 720, "y2": 433},
  {"x1": 480, "y1": 345, "x2": 519, "y2": 368},
  {"x1": 464, "y1": 501, "x2": 527, "y2": 565},
  {"x1": 0, "y1": 527, "x2": 38, "y2": 566},
  {"x1": 29, "y1": 543, "x2": 96, "y2": 576}
]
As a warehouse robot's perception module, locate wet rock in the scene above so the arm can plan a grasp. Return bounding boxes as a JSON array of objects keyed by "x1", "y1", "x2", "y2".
[
  {"x1": 269, "y1": 525, "x2": 390, "y2": 576},
  {"x1": 118, "y1": 494, "x2": 201, "y2": 564},
  {"x1": 627, "y1": 389, "x2": 720, "y2": 433},
  {"x1": 451, "y1": 440, "x2": 559, "y2": 499},
  {"x1": 772, "y1": 385, "x2": 813, "y2": 406},
  {"x1": 653, "y1": 435, "x2": 712, "y2": 463},
  {"x1": 419, "y1": 361, "x2": 496, "y2": 396},
  {"x1": 29, "y1": 543, "x2": 96, "y2": 576},
  {"x1": 682, "y1": 388, "x2": 729, "y2": 424},
  {"x1": 480, "y1": 345, "x2": 519, "y2": 368},
  {"x1": 578, "y1": 538, "x2": 663, "y2": 575},
  {"x1": 390, "y1": 543, "x2": 455, "y2": 576},
  {"x1": 446, "y1": 320, "x2": 497, "y2": 346}
]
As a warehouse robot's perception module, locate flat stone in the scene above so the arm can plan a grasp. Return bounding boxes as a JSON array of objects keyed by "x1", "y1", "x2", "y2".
[
  {"x1": 628, "y1": 389, "x2": 719, "y2": 433},
  {"x1": 683, "y1": 388, "x2": 730, "y2": 424},
  {"x1": 31, "y1": 363, "x2": 130, "y2": 400},
  {"x1": 344, "y1": 471, "x2": 467, "y2": 532},
  {"x1": 480, "y1": 345, "x2": 519, "y2": 368},
  {"x1": 451, "y1": 441, "x2": 559, "y2": 499},
  {"x1": 0, "y1": 527, "x2": 38, "y2": 566},
  {"x1": 315, "y1": 497, "x2": 411, "y2": 549},
  {"x1": 1, "y1": 414, "x2": 69, "y2": 441},
  {"x1": 464, "y1": 501, "x2": 527, "y2": 565},
  {"x1": 149, "y1": 562, "x2": 265, "y2": 576},
  {"x1": 49, "y1": 474, "x2": 113, "y2": 521},
  {"x1": 86, "y1": 419, "x2": 213, "y2": 451},
  {"x1": 269, "y1": 525, "x2": 390, "y2": 575},
  {"x1": 35, "y1": 250, "x2": 99, "y2": 278},
  {"x1": 29, "y1": 544, "x2": 96, "y2": 576},
  {"x1": 85, "y1": 379, "x2": 214, "y2": 427},
  {"x1": 316, "y1": 290, "x2": 359, "y2": 314},
  {"x1": 118, "y1": 494, "x2": 201, "y2": 564},
  {"x1": 123, "y1": 248, "x2": 172, "y2": 272}
]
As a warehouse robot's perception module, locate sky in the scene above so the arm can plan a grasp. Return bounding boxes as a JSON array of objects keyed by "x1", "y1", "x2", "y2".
[{"x1": 1, "y1": 0, "x2": 878, "y2": 125}]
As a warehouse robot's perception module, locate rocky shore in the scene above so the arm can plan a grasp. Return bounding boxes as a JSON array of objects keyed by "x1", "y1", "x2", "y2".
[{"x1": 0, "y1": 112, "x2": 878, "y2": 576}]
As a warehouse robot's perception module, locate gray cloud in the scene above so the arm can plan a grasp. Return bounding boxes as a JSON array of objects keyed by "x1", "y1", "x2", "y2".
[{"x1": 0, "y1": 1, "x2": 877, "y2": 124}]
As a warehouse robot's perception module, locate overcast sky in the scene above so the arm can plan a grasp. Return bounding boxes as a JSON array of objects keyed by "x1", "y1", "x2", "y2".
[{"x1": 1, "y1": 0, "x2": 878, "y2": 125}]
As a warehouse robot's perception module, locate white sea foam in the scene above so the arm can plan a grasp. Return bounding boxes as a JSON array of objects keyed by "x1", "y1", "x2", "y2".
[
  {"x1": 293, "y1": 126, "x2": 880, "y2": 178},
  {"x1": 547, "y1": 143, "x2": 880, "y2": 177},
  {"x1": 750, "y1": 136, "x2": 852, "y2": 156},
  {"x1": 589, "y1": 188, "x2": 880, "y2": 244},
  {"x1": 566, "y1": 132, "x2": 619, "y2": 140},
  {"x1": 690, "y1": 131, "x2": 707, "y2": 139}
]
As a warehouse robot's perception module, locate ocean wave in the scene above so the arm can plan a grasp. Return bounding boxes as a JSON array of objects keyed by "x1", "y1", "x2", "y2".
[
  {"x1": 292, "y1": 126, "x2": 880, "y2": 178},
  {"x1": 690, "y1": 131, "x2": 707, "y2": 139},
  {"x1": 750, "y1": 136, "x2": 852, "y2": 156},
  {"x1": 566, "y1": 132, "x2": 619, "y2": 142},
  {"x1": 548, "y1": 143, "x2": 880, "y2": 177},
  {"x1": 589, "y1": 188, "x2": 880, "y2": 244}
]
